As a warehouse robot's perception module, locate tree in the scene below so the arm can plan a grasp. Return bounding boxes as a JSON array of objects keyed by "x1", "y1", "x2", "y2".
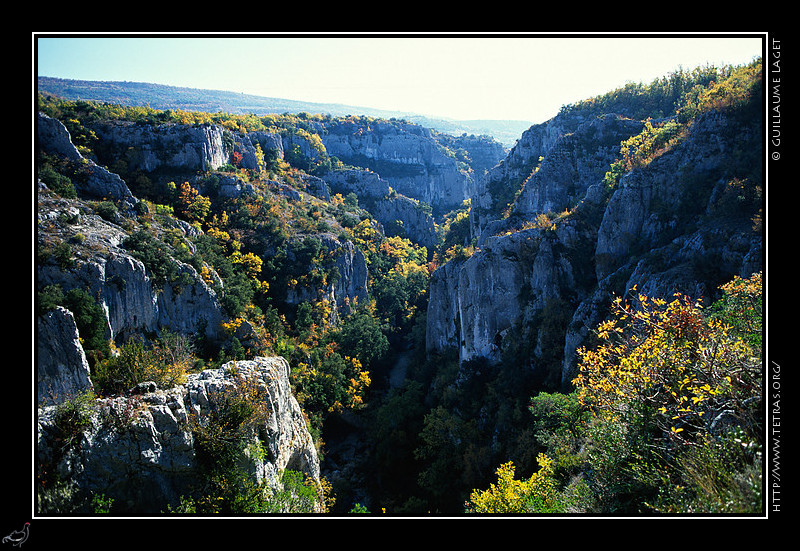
[
  {"x1": 334, "y1": 310, "x2": 389, "y2": 369},
  {"x1": 176, "y1": 181, "x2": 210, "y2": 223}
]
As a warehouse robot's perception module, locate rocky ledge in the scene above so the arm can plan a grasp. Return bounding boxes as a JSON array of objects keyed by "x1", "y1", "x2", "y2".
[{"x1": 37, "y1": 357, "x2": 320, "y2": 514}]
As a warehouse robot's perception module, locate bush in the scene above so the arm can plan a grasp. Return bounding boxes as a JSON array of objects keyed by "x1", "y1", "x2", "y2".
[
  {"x1": 466, "y1": 454, "x2": 560, "y2": 513},
  {"x1": 64, "y1": 288, "x2": 111, "y2": 361},
  {"x1": 123, "y1": 229, "x2": 178, "y2": 288},
  {"x1": 93, "y1": 333, "x2": 192, "y2": 396},
  {"x1": 39, "y1": 164, "x2": 76, "y2": 198},
  {"x1": 95, "y1": 201, "x2": 119, "y2": 222},
  {"x1": 37, "y1": 284, "x2": 64, "y2": 316},
  {"x1": 52, "y1": 390, "x2": 96, "y2": 452}
]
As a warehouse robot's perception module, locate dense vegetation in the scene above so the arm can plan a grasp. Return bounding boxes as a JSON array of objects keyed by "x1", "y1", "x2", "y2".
[
  {"x1": 37, "y1": 96, "x2": 435, "y2": 431},
  {"x1": 349, "y1": 59, "x2": 764, "y2": 515},
  {"x1": 36, "y1": 57, "x2": 764, "y2": 515},
  {"x1": 37, "y1": 95, "x2": 440, "y2": 513}
]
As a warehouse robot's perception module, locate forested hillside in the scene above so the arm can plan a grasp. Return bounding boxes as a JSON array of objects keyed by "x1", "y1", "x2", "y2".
[
  {"x1": 37, "y1": 76, "x2": 532, "y2": 147},
  {"x1": 35, "y1": 57, "x2": 764, "y2": 516}
]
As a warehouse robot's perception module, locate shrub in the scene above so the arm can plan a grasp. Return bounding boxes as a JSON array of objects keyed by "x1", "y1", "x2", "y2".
[
  {"x1": 63, "y1": 288, "x2": 111, "y2": 362},
  {"x1": 468, "y1": 272, "x2": 763, "y2": 514},
  {"x1": 123, "y1": 229, "x2": 179, "y2": 288},
  {"x1": 190, "y1": 369, "x2": 270, "y2": 476},
  {"x1": 52, "y1": 390, "x2": 96, "y2": 452},
  {"x1": 38, "y1": 164, "x2": 76, "y2": 198},
  {"x1": 466, "y1": 454, "x2": 559, "y2": 513},
  {"x1": 95, "y1": 201, "x2": 118, "y2": 222},
  {"x1": 92, "y1": 333, "x2": 192, "y2": 396}
]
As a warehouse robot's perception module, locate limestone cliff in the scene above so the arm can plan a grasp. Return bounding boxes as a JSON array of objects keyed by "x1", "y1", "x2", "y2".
[
  {"x1": 37, "y1": 307, "x2": 94, "y2": 407},
  {"x1": 37, "y1": 187, "x2": 225, "y2": 347},
  {"x1": 37, "y1": 357, "x2": 320, "y2": 514},
  {"x1": 283, "y1": 232, "x2": 370, "y2": 322},
  {"x1": 471, "y1": 112, "x2": 645, "y2": 241},
  {"x1": 90, "y1": 119, "x2": 229, "y2": 173},
  {"x1": 320, "y1": 118, "x2": 502, "y2": 213},
  {"x1": 38, "y1": 113, "x2": 137, "y2": 209},
  {"x1": 427, "y1": 83, "x2": 763, "y2": 390}
]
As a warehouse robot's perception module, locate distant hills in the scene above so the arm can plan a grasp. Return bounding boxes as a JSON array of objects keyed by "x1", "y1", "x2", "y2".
[{"x1": 37, "y1": 76, "x2": 532, "y2": 147}]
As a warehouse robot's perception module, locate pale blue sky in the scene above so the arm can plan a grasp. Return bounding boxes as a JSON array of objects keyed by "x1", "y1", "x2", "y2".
[{"x1": 35, "y1": 33, "x2": 764, "y2": 123}]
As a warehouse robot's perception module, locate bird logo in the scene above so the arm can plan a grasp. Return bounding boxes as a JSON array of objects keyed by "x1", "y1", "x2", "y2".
[{"x1": 2, "y1": 523, "x2": 29, "y2": 547}]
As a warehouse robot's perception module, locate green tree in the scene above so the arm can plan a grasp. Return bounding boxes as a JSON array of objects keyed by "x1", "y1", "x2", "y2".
[
  {"x1": 63, "y1": 288, "x2": 110, "y2": 363},
  {"x1": 334, "y1": 309, "x2": 389, "y2": 368}
]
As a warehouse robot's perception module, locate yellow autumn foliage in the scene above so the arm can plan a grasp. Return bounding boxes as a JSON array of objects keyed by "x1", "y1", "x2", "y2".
[
  {"x1": 466, "y1": 454, "x2": 558, "y2": 513},
  {"x1": 573, "y1": 274, "x2": 761, "y2": 443}
]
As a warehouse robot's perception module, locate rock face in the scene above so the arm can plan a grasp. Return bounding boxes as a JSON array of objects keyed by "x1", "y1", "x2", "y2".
[
  {"x1": 469, "y1": 112, "x2": 586, "y2": 238},
  {"x1": 320, "y1": 118, "x2": 495, "y2": 213},
  {"x1": 372, "y1": 195, "x2": 438, "y2": 250},
  {"x1": 237, "y1": 130, "x2": 285, "y2": 170},
  {"x1": 425, "y1": 258, "x2": 466, "y2": 353},
  {"x1": 37, "y1": 192, "x2": 225, "y2": 345},
  {"x1": 34, "y1": 106, "x2": 502, "y2": 514},
  {"x1": 37, "y1": 357, "x2": 320, "y2": 514},
  {"x1": 284, "y1": 232, "x2": 370, "y2": 322},
  {"x1": 90, "y1": 119, "x2": 229, "y2": 173},
  {"x1": 472, "y1": 113, "x2": 644, "y2": 241},
  {"x1": 594, "y1": 110, "x2": 762, "y2": 282},
  {"x1": 427, "y1": 98, "x2": 763, "y2": 389},
  {"x1": 37, "y1": 113, "x2": 137, "y2": 207},
  {"x1": 514, "y1": 115, "x2": 646, "y2": 218},
  {"x1": 323, "y1": 168, "x2": 391, "y2": 200},
  {"x1": 37, "y1": 307, "x2": 94, "y2": 407},
  {"x1": 323, "y1": 168, "x2": 438, "y2": 249}
]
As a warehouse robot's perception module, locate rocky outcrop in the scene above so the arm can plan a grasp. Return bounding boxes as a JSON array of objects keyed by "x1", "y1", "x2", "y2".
[
  {"x1": 324, "y1": 168, "x2": 438, "y2": 248},
  {"x1": 90, "y1": 119, "x2": 229, "y2": 173},
  {"x1": 236, "y1": 130, "x2": 285, "y2": 171},
  {"x1": 431, "y1": 222, "x2": 588, "y2": 383},
  {"x1": 37, "y1": 307, "x2": 94, "y2": 407},
  {"x1": 373, "y1": 195, "x2": 438, "y2": 250},
  {"x1": 284, "y1": 233, "x2": 369, "y2": 322},
  {"x1": 324, "y1": 168, "x2": 391, "y2": 200},
  {"x1": 37, "y1": 357, "x2": 321, "y2": 514},
  {"x1": 36, "y1": 191, "x2": 225, "y2": 345},
  {"x1": 37, "y1": 113, "x2": 137, "y2": 207},
  {"x1": 594, "y1": 110, "x2": 762, "y2": 281},
  {"x1": 427, "y1": 113, "x2": 643, "y2": 368},
  {"x1": 471, "y1": 113, "x2": 644, "y2": 241},
  {"x1": 469, "y1": 112, "x2": 586, "y2": 238},
  {"x1": 321, "y1": 119, "x2": 480, "y2": 212},
  {"x1": 513, "y1": 115, "x2": 645, "y2": 218},
  {"x1": 425, "y1": 258, "x2": 466, "y2": 354}
]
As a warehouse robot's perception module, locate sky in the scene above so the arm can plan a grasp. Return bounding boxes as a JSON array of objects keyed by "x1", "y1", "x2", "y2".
[{"x1": 34, "y1": 33, "x2": 765, "y2": 124}]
